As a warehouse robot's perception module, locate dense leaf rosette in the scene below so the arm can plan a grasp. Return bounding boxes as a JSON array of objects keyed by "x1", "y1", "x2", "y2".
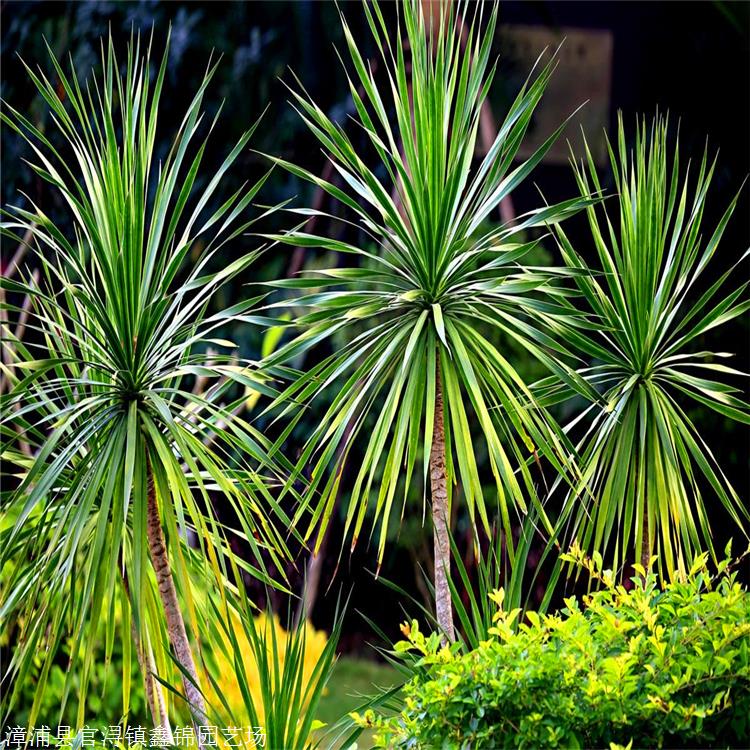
[
  {"x1": 547, "y1": 115, "x2": 749, "y2": 578},
  {"x1": 262, "y1": 0, "x2": 597, "y2": 566},
  {"x1": 0, "y1": 35, "x2": 292, "y2": 721}
]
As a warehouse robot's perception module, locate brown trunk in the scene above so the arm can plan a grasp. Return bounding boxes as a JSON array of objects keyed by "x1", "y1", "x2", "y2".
[
  {"x1": 296, "y1": 529, "x2": 329, "y2": 627},
  {"x1": 145, "y1": 467, "x2": 208, "y2": 741},
  {"x1": 430, "y1": 359, "x2": 455, "y2": 642},
  {"x1": 641, "y1": 510, "x2": 651, "y2": 571},
  {"x1": 123, "y1": 572, "x2": 173, "y2": 738}
]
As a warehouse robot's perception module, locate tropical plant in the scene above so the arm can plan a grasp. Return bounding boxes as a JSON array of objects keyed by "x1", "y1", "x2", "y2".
[
  {"x1": 336, "y1": 513, "x2": 562, "y2": 749},
  {"x1": 0, "y1": 33, "x2": 293, "y2": 736},
  {"x1": 361, "y1": 546, "x2": 750, "y2": 749},
  {"x1": 547, "y1": 113, "x2": 749, "y2": 579},
  {"x1": 201, "y1": 581, "x2": 343, "y2": 750},
  {"x1": 260, "y1": 0, "x2": 596, "y2": 642},
  {"x1": 204, "y1": 606, "x2": 330, "y2": 731},
  {"x1": 362, "y1": 508, "x2": 561, "y2": 663}
]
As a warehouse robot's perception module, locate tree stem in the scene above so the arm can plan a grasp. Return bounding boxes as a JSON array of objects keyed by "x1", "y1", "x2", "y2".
[
  {"x1": 134, "y1": 621, "x2": 173, "y2": 738},
  {"x1": 430, "y1": 358, "x2": 455, "y2": 642},
  {"x1": 123, "y1": 572, "x2": 173, "y2": 739},
  {"x1": 641, "y1": 509, "x2": 651, "y2": 571},
  {"x1": 145, "y1": 466, "x2": 208, "y2": 742}
]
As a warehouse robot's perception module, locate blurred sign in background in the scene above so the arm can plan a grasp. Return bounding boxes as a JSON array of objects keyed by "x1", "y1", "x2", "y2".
[{"x1": 499, "y1": 25, "x2": 613, "y2": 165}]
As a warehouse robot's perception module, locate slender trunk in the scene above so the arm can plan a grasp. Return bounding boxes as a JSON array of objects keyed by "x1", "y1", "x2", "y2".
[
  {"x1": 145, "y1": 468, "x2": 208, "y2": 741},
  {"x1": 131, "y1": 618, "x2": 173, "y2": 739},
  {"x1": 430, "y1": 359, "x2": 455, "y2": 642},
  {"x1": 641, "y1": 511, "x2": 651, "y2": 571},
  {"x1": 123, "y1": 572, "x2": 173, "y2": 739},
  {"x1": 296, "y1": 528, "x2": 329, "y2": 627}
]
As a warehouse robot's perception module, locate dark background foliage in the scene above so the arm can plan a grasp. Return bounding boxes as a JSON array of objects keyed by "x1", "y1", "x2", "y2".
[{"x1": 2, "y1": 0, "x2": 748, "y2": 652}]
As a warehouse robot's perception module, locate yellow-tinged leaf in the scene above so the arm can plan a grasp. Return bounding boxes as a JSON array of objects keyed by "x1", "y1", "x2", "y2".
[{"x1": 432, "y1": 303, "x2": 448, "y2": 348}]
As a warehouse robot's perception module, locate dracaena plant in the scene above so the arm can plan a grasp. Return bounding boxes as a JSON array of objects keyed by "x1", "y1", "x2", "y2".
[
  {"x1": 0, "y1": 34, "x2": 293, "y2": 736},
  {"x1": 549, "y1": 114, "x2": 749, "y2": 580},
  {"x1": 261, "y1": 0, "x2": 596, "y2": 641}
]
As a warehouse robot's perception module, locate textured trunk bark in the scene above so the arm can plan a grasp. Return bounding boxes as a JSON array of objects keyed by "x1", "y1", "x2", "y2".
[
  {"x1": 641, "y1": 511, "x2": 651, "y2": 571},
  {"x1": 429, "y1": 359, "x2": 455, "y2": 642},
  {"x1": 145, "y1": 468, "x2": 208, "y2": 742}
]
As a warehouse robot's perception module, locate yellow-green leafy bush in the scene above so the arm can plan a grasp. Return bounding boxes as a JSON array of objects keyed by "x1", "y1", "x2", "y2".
[{"x1": 363, "y1": 552, "x2": 750, "y2": 748}]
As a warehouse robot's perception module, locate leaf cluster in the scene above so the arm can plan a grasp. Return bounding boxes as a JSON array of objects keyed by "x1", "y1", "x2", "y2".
[
  {"x1": 545, "y1": 113, "x2": 750, "y2": 578},
  {"x1": 0, "y1": 31, "x2": 293, "y2": 723},
  {"x1": 365, "y1": 550, "x2": 750, "y2": 748},
  {"x1": 261, "y1": 0, "x2": 596, "y2": 570}
]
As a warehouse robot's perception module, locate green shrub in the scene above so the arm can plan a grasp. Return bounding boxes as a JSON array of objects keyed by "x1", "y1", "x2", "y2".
[{"x1": 361, "y1": 549, "x2": 750, "y2": 749}]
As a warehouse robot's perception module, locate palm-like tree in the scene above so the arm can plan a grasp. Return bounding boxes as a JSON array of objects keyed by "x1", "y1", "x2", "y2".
[
  {"x1": 0, "y1": 35, "x2": 291, "y2": 734},
  {"x1": 261, "y1": 0, "x2": 595, "y2": 640},
  {"x1": 550, "y1": 114, "x2": 749, "y2": 579}
]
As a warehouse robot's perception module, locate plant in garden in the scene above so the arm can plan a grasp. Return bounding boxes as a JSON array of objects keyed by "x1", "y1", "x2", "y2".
[
  {"x1": 338, "y1": 514, "x2": 563, "y2": 749},
  {"x1": 547, "y1": 114, "x2": 749, "y2": 579},
  {"x1": 363, "y1": 509, "x2": 560, "y2": 662},
  {"x1": 0, "y1": 34, "x2": 293, "y2": 735},
  {"x1": 200, "y1": 579, "x2": 342, "y2": 750},
  {"x1": 362, "y1": 546, "x2": 750, "y2": 748},
  {"x1": 262, "y1": 0, "x2": 595, "y2": 641},
  {"x1": 203, "y1": 606, "x2": 330, "y2": 735}
]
